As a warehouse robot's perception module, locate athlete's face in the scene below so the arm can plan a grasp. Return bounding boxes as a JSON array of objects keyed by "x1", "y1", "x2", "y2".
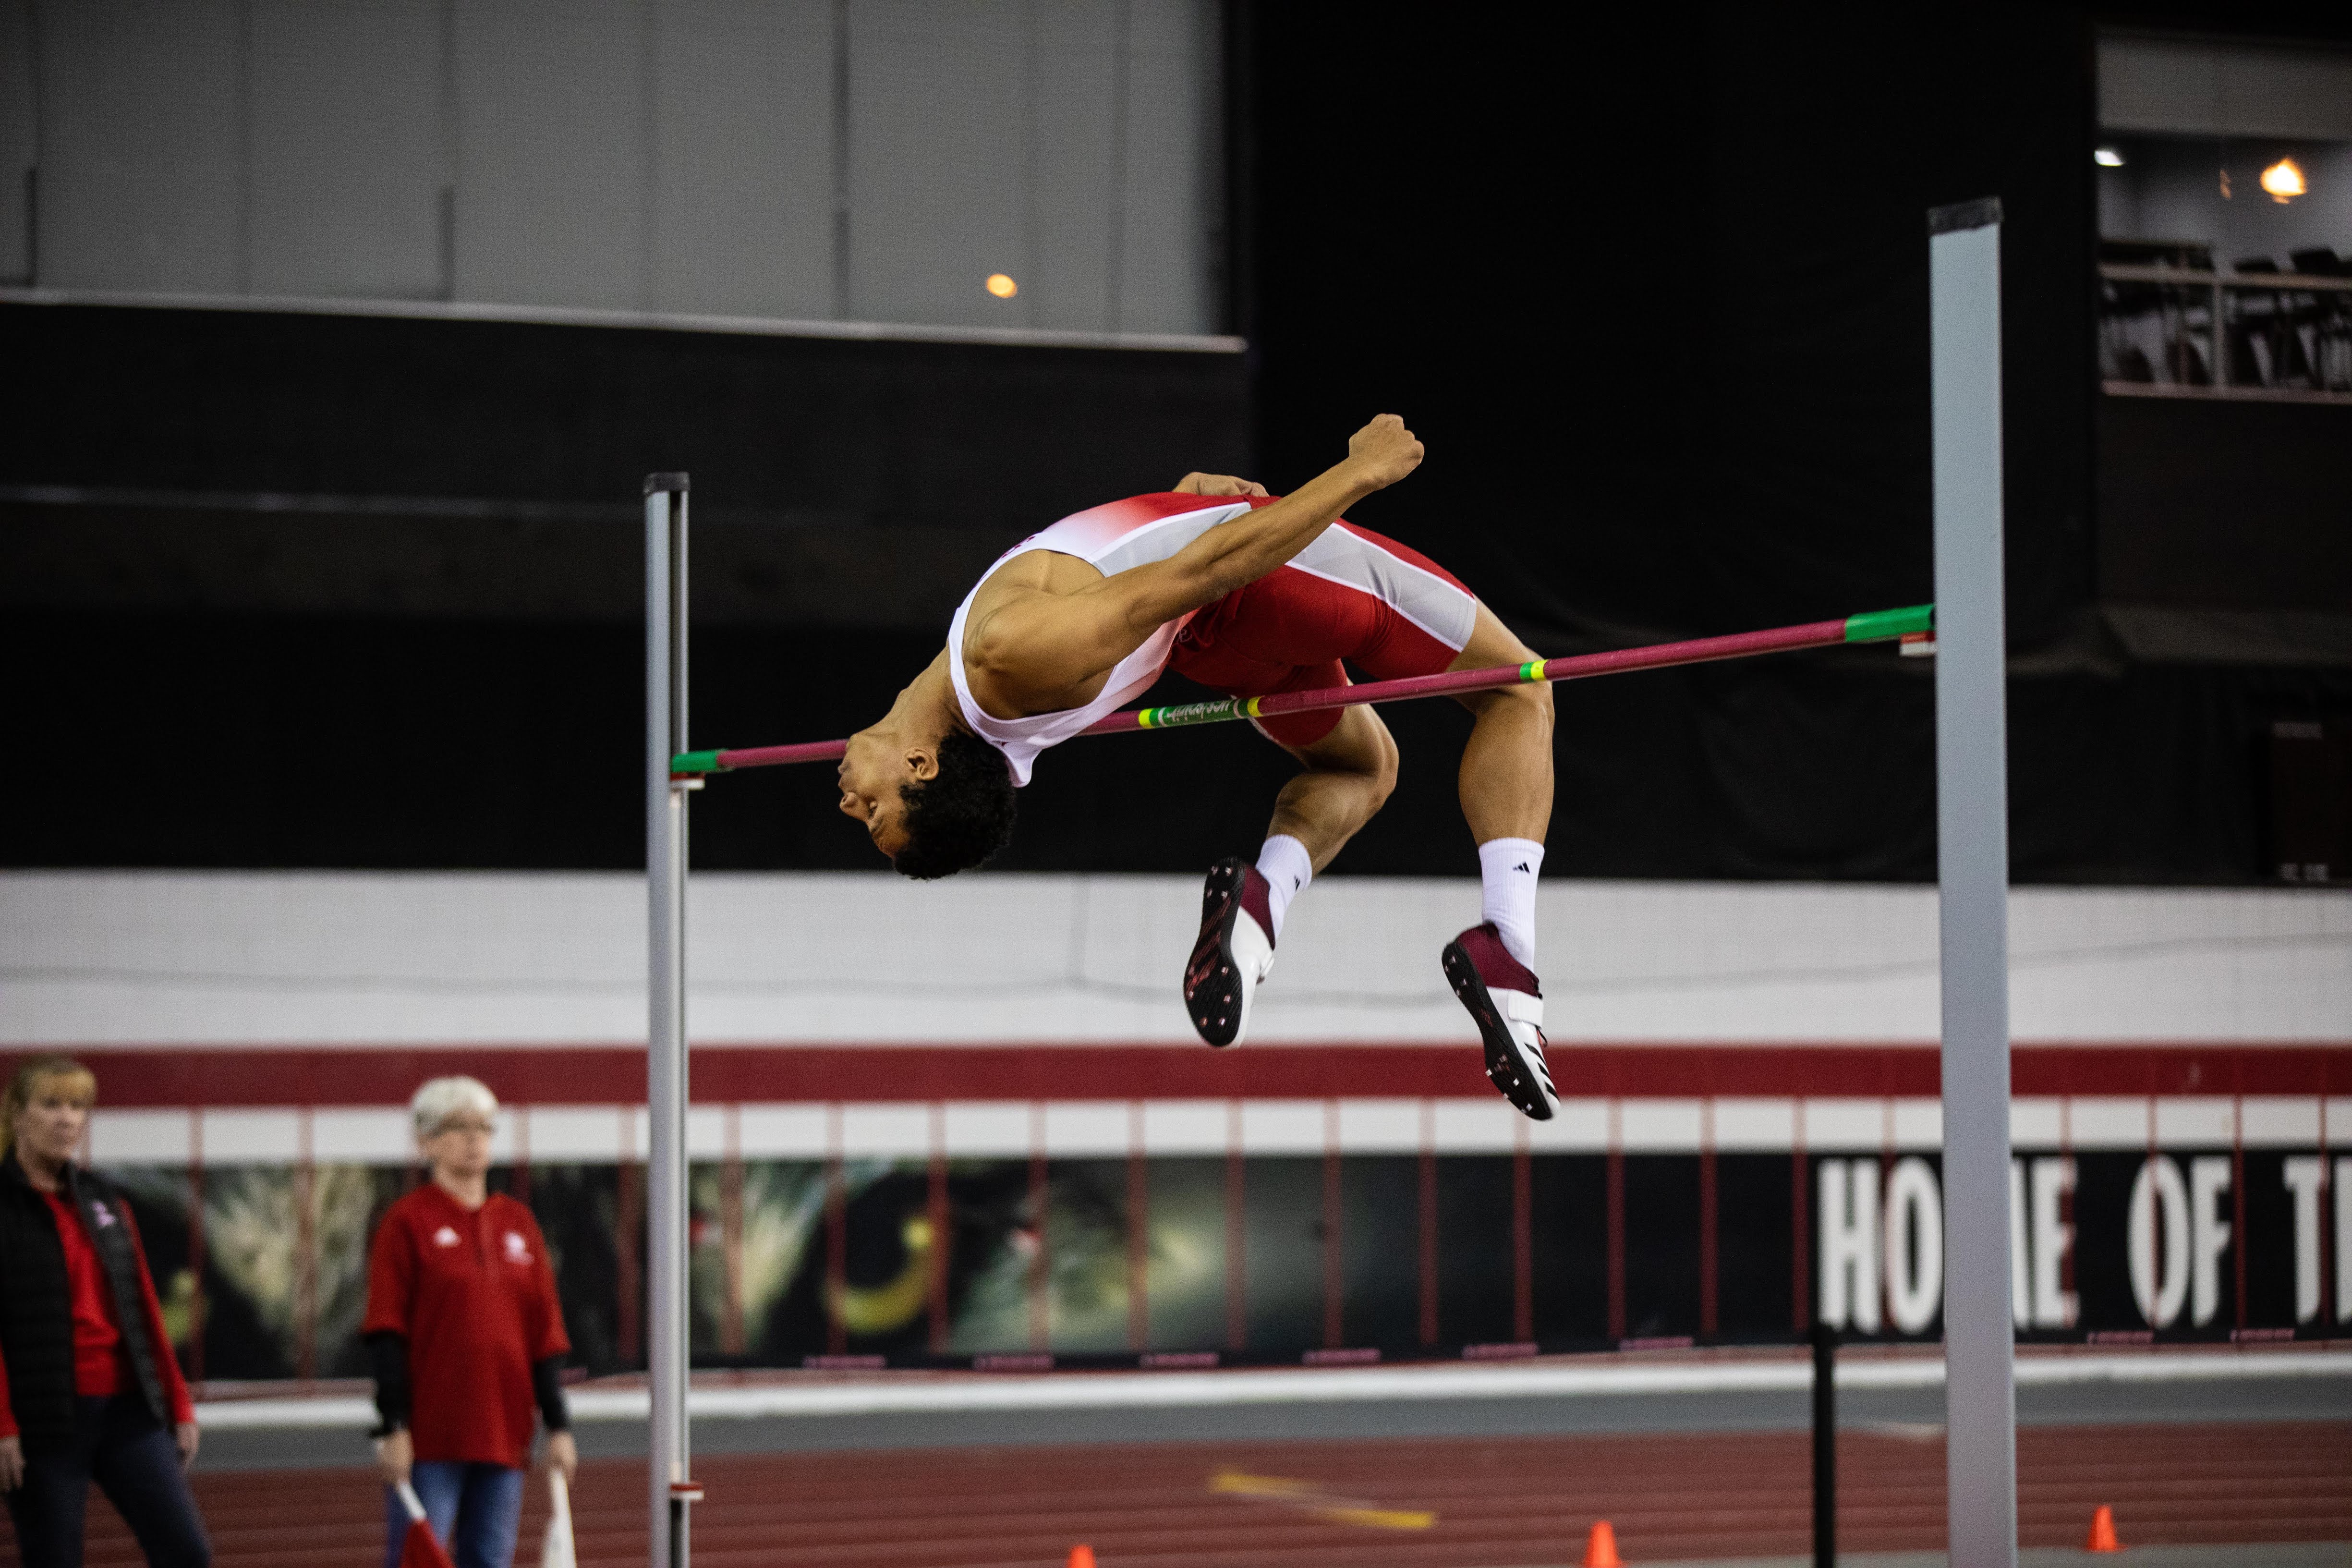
[
  {"x1": 837, "y1": 737, "x2": 909, "y2": 858},
  {"x1": 837, "y1": 730, "x2": 935, "y2": 860}
]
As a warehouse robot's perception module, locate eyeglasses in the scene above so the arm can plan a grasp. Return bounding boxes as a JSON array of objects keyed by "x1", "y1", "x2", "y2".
[{"x1": 435, "y1": 1118, "x2": 497, "y2": 1138}]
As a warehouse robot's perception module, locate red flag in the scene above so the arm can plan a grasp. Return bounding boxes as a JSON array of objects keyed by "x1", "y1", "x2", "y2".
[
  {"x1": 395, "y1": 1483, "x2": 456, "y2": 1568},
  {"x1": 399, "y1": 1518, "x2": 457, "y2": 1568}
]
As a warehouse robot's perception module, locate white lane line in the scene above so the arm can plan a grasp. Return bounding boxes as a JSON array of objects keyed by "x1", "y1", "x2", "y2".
[{"x1": 194, "y1": 1349, "x2": 2352, "y2": 1429}]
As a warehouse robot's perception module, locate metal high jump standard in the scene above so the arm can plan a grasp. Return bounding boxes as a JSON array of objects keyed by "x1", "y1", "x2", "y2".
[
  {"x1": 1930, "y1": 196, "x2": 2019, "y2": 1567},
  {"x1": 637, "y1": 198, "x2": 2017, "y2": 1568},
  {"x1": 643, "y1": 470, "x2": 697, "y2": 1568}
]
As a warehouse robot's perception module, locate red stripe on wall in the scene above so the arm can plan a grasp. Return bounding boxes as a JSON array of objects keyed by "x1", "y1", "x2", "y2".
[{"x1": 43, "y1": 1042, "x2": 2352, "y2": 1106}]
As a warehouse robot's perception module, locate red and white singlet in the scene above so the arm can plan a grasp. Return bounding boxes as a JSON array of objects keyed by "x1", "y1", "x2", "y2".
[{"x1": 947, "y1": 493, "x2": 1479, "y2": 785}]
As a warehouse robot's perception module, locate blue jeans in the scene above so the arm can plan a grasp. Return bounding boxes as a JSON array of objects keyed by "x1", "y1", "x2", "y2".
[
  {"x1": 4, "y1": 1394, "x2": 209, "y2": 1567},
  {"x1": 384, "y1": 1461, "x2": 524, "y2": 1568}
]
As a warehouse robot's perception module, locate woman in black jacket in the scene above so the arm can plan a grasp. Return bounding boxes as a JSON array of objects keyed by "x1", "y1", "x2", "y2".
[{"x1": 0, "y1": 1056, "x2": 207, "y2": 1568}]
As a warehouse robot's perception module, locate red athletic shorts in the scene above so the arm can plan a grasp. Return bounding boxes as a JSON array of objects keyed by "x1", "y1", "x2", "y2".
[{"x1": 1168, "y1": 521, "x2": 1481, "y2": 747}]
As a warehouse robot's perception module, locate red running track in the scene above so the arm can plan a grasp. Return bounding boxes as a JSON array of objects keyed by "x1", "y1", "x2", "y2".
[{"x1": 85, "y1": 1422, "x2": 2352, "y2": 1567}]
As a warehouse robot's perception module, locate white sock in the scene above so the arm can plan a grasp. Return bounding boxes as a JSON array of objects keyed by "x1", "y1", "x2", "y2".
[
  {"x1": 1253, "y1": 835, "x2": 1312, "y2": 940},
  {"x1": 1478, "y1": 838, "x2": 1544, "y2": 968}
]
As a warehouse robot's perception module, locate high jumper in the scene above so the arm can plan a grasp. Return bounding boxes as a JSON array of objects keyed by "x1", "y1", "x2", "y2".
[{"x1": 834, "y1": 415, "x2": 1572, "y2": 1120}]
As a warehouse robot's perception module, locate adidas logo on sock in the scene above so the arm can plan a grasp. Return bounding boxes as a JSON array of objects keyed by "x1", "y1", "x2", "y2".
[{"x1": 1512, "y1": 862, "x2": 1530, "y2": 873}]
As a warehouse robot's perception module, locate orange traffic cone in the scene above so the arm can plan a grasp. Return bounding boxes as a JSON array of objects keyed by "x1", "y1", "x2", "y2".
[
  {"x1": 2086, "y1": 1505, "x2": 2122, "y2": 1553},
  {"x1": 1067, "y1": 1547, "x2": 1097, "y2": 1568},
  {"x1": 1582, "y1": 1519, "x2": 1624, "y2": 1568}
]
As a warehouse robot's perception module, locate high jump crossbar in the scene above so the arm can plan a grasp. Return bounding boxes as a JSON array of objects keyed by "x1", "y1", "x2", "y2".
[{"x1": 670, "y1": 603, "x2": 1936, "y2": 777}]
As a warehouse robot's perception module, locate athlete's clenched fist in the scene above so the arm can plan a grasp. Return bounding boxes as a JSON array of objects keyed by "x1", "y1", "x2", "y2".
[{"x1": 1346, "y1": 413, "x2": 1424, "y2": 490}]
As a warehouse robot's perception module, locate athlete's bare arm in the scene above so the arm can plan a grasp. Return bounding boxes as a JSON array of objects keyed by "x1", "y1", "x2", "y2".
[
  {"x1": 964, "y1": 415, "x2": 1423, "y2": 717},
  {"x1": 1171, "y1": 473, "x2": 1270, "y2": 498}
]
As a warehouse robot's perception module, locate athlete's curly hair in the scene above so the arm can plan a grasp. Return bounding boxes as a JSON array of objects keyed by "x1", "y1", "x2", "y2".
[{"x1": 892, "y1": 730, "x2": 1018, "y2": 880}]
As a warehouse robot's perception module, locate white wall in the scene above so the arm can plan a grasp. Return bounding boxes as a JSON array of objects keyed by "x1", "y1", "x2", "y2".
[
  {"x1": 4, "y1": 871, "x2": 2345, "y2": 1047},
  {"x1": 7, "y1": 0, "x2": 1222, "y2": 334}
]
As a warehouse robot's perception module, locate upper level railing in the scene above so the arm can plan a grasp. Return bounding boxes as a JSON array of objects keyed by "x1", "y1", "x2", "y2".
[{"x1": 2099, "y1": 249, "x2": 2352, "y2": 405}]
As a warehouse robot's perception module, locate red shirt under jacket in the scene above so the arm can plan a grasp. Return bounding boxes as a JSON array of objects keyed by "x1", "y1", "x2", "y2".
[
  {"x1": 362, "y1": 1185, "x2": 569, "y2": 1469},
  {"x1": 0, "y1": 1186, "x2": 196, "y2": 1439},
  {"x1": 46, "y1": 1191, "x2": 122, "y2": 1398}
]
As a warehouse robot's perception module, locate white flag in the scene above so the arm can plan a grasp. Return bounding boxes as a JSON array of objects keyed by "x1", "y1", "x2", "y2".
[{"x1": 539, "y1": 1469, "x2": 577, "y2": 1568}]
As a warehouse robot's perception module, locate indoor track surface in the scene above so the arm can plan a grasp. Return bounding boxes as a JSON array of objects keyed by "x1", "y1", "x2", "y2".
[{"x1": 90, "y1": 1421, "x2": 2351, "y2": 1568}]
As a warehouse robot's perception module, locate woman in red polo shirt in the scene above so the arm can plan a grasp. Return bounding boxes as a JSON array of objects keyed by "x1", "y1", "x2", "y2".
[
  {"x1": 364, "y1": 1077, "x2": 575, "y2": 1568},
  {"x1": 0, "y1": 1055, "x2": 206, "y2": 1568}
]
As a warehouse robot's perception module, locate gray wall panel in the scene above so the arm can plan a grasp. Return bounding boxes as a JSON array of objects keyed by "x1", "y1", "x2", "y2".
[
  {"x1": 1026, "y1": 0, "x2": 1120, "y2": 332},
  {"x1": 16, "y1": 0, "x2": 1221, "y2": 333},
  {"x1": 454, "y1": 0, "x2": 648, "y2": 309},
  {"x1": 847, "y1": 0, "x2": 1032, "y2": 328},
  {"x1": 650, "y1": 0, "x2": 835, "y2": 318},
  {"x1": 1116, "y1": 0, "x2": 1213, "y2": 334},
  {"x1": 2099, "y1": 36, "x2": 2352, "y2": 140},
  {"x1": 0, "y1": 0, "x2": 32, "y2": 281},
  {"x1": 36, "y1": 0, "x2": 242, "y2": 292},
  {"x1": 246, "y1": 0, "x2": 444, "y2": 299}
]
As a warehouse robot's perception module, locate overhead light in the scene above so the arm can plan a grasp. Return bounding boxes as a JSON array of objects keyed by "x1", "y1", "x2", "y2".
[
  {"x1": 2094, "y1": 146, "x2": 2124, "y2": 168},
  {"x1": 2260, "y1": 158, "x2": 2306, "y2": 203},
  {"x1": 984, "y1": 273, "x2": 1018, "y2": 299}
]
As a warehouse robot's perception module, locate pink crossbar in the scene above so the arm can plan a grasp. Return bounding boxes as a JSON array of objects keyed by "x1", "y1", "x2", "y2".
[
  {"x1": 704, "y1": 616, "x2": 1853, "y2": 773},
  {"x1": 1227, "y1": 617, "x2": 1851, "y2": 725},
  {"x1": 713, "y1": 738, "x2": 852, "y2": 769}
]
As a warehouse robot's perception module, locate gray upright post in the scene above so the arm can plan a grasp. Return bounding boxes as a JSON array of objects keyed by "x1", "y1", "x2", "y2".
[
  {"x1": 644, "y1": 473, "x2": 695, "y2": 1568},
  {"x1": 1928, "y1": 200, "x2": 2017, "y2": 1567}
]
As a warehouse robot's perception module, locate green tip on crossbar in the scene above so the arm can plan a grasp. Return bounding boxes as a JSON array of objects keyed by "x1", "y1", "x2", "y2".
[
  {"x1": 1843, "y1": 604, "x2": 1934, "y2": 643},
  {"x1": 671, "y1": 750, "x2": 726, "y2": 776}
]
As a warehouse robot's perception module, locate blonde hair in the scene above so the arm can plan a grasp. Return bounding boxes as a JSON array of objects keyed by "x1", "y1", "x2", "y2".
[
  {"x1": 410, "y1": 1075, "x2": 498, "y2": 1142},
  {"x1": 2, "y1": 1056, "x2": 97, "y2": 1158}
]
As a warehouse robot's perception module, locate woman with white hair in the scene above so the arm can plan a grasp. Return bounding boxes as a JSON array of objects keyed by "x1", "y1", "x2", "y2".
[{"x1": 363, "y1": 1077, "x2": 575, "y2": 1568}]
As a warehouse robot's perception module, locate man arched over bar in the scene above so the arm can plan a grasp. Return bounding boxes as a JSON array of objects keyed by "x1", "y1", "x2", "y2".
[{"x1": 835, "y1": 415, "x2": 1560, "y2": 1119}]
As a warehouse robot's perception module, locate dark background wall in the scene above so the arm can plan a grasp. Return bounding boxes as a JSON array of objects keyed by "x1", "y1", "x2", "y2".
[
  {"x1": 2097, "y1": 398, "x2": 2350, "y2": 610},
  {"x1": 5, "y1": 2, "x2": 2347, "y2": 881}
]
